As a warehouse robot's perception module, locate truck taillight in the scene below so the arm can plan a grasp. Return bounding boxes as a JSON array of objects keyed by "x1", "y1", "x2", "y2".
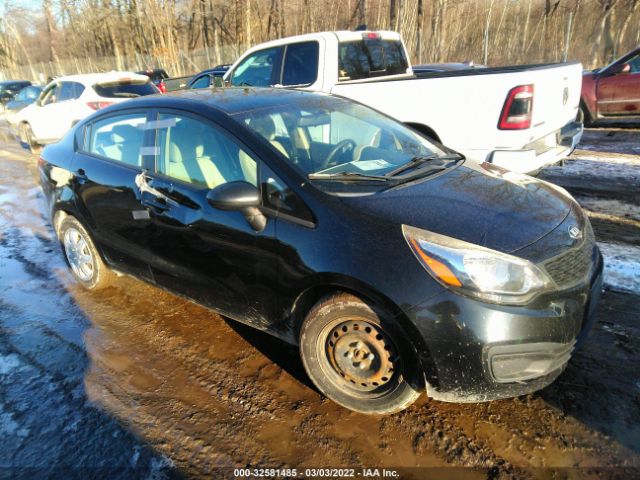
[
  {"x1": 158, "y1": 81, "x2": 167, "y2": 93},
  {"x1": 362, "y1": 32, "x2": 381, "y2": 40},
  {"x1": 87, "y1": 101, "x2": 114, "y2": 110},
  {"x1": 498, "y1": 85, "x2": 533, "y2": 130}
]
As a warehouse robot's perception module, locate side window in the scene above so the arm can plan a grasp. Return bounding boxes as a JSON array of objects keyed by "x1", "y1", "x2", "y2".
[
  {"x1": 230, "y1": 47, "x2": 283, "y2": 87},
  {"x1": 88, "y1": 113, "x2": 147, "y2": 166},
  {"x1": 155, "y1": 113, "x2": 257, "y2": 189},
  {"x1": 41, "y1": 84, "x2": 61, "y2": 106},
  {"x1": 627, "y1": 54, "x2": 640, "y2": 73},
  {"x1": 282, "y1": 42, "x2": 319, "y2": 86},
  {"x1": 260, "y1": 163, "x2": 313, "y2": 224},
  {"x1": 190, "y1": 75, "x2": 210, "y2": 89},
  {"x1": 59, "y1": 83, "x2": 75, "y2": 102}
]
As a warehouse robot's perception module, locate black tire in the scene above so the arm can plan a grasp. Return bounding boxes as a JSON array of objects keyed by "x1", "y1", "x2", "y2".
[
  {"x1": 58, "y1": 216, "x2": 115, "y2": 290},
  {"x1": 299, "y1": 293, "x2": 422, "y2": 415},
  {"x1": 20, "y1": 123, "x2": 41, "y2": 154},
  {"x1": 577, "y1": 104, "x2": 592, "y2": 127}
]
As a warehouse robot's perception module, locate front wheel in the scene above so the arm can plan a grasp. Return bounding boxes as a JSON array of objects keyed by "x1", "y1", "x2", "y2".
[
  {"x1": 299, "y1": 293, "x2": 422, "y2": 415},
  {"x1": 58, "y1": 216, "x2": 115, "y2": 290}
]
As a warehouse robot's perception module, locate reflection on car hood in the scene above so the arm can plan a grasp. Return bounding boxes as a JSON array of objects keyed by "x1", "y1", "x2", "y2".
[{"x1": 341, "y1": 161, "x2": 573, "y2": 253}]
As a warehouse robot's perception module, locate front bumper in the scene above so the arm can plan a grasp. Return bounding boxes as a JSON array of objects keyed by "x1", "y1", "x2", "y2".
[
  {"x1": 481, "y1": 120, "x2": 584, "y2": 175},
  {"x1": 407, "y1": 248, "x2": 602, "y2": 403}
]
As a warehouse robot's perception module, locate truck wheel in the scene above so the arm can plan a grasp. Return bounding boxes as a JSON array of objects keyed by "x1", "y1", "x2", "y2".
[
  {"x1": 299, "y1": 293, "x2": 422, "y2": 415},
  {"x1": 58, "y1": 216, "x2": 115, "y2": 290},
  {"x1": 20, "y1": 123, "x2": 41, "y2": 154},
  {"x1": 577, "y1": 104, "x2": 592, "y2": 127}
]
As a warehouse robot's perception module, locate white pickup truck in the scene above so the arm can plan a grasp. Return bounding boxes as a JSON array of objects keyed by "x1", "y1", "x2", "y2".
[{"x1": 223, "y1": 30, "x2": 583, "y2": 174}]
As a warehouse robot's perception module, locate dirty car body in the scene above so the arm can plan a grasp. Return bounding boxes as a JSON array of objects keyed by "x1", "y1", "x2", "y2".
[{"x1": 39, "y1": 88, "x2": 602, "y2": 406}]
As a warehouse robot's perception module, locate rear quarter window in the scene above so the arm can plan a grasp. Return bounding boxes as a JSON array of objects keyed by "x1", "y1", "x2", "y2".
[{"x1": 93, "y1": 81, "x2": 157, "y2": 98}]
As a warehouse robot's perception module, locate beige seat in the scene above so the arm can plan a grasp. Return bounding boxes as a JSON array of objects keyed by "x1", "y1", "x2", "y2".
[
  {"x1": 166, "y1": 127, "x2": 226, "y2": 189},
  {"x1": 239, "y1": 115, "x2": 290, "y2": 186}
]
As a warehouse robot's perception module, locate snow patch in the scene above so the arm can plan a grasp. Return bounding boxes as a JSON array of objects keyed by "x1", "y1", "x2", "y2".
[
  {"x1": 145, "y1": 455, "x2": 175, "y2": 480},
  {"x1": 0, "y1": 353, "x2": 22, "y2": 374},
  {"x1": 571, "y1": 152, "x2": 640, "y2": 165},
  {"x1": 576, "y1": 197, "x2": 640, "y2": 223},
  {"x1": 598, "y1": 242, "x2": 640, "y2": 295},
  {"x1": 544, "y1": 158, "x2": 640, "y2": 182},
  {"x1": 0, "y1": 404, "x2": 29, "y2": 437}
]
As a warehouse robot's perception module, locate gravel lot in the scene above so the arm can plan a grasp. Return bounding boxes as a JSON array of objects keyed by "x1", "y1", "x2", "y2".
[{"x1": 0, "y1": 121, "x2": 638, "y2": 479}]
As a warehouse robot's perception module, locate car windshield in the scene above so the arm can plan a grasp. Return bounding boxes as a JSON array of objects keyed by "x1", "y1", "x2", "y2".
[{"x1": 232, "y1": 95, "x2": 452, "y2": 180}]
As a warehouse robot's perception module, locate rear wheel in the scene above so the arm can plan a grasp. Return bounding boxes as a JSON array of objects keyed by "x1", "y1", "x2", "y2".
[
  {"x1": 299, "y1": 293, "x2": 422, "y2": 415},
  {"x1": 58, "y1": 216, "x2": 115, "y2": 290},
  {"x1": 577, "y1": 103, "x2": 592, "y2": 127},
  {"x1": 20, "y1": 123, "x2": 41, "y2": 154}
]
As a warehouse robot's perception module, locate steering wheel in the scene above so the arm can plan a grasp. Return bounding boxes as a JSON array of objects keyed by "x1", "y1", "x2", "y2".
[{"x1": 321, "y1": 139, "x2": 356, "y2": 169}]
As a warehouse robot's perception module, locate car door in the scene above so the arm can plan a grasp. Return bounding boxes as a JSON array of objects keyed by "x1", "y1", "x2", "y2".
[
  {"x1": 139, "y1": 110, "x2": 281, "y2": 327},
  {"x1": 28, "y1": 82, "x2": 62, "y2": 140},
  {"x1": 72, "y1": 110, "x2": 156, "y2": 280},
  {"x1": 597, "y1": 53, "x2": 640, "y2": 115}
]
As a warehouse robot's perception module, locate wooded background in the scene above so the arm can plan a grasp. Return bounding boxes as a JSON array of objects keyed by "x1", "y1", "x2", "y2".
[{"x1": 1, "y1": 0, "x2": 639, "y2": 81}]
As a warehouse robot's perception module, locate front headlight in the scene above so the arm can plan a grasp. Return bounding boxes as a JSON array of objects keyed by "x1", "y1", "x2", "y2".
[{"x1": 402, "y1": 225, "x2": 553, "y2": 305}]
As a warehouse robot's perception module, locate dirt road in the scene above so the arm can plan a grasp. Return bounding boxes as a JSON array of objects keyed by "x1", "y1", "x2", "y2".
[{"x1": 0, "y1": 123, "x2": 638, "y2": 479}]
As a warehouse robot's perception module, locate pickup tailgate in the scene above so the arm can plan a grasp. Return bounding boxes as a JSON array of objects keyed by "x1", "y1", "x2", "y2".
[{"x1": 330, "y1": 62, "x2": 583, "y2": 166}]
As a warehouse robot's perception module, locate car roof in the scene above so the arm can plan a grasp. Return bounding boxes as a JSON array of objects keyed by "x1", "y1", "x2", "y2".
[
  {"x1": 0, "y1": 80, "x2": 30, "y2": 85},
  {"x1": 48, "y1": 72, "x2": 149, "y2": 86},
  {"x1": 118, "y1": 87, "x2": 342, "y2": 116}
]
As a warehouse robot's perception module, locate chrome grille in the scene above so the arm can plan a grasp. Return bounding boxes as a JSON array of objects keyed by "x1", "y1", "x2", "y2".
[{"x1": 542, "y1": 226, "x2": 595, "y2": 288}]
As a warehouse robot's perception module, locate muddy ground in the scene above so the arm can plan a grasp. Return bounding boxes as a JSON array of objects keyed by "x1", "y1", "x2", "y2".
[{"x1": 0, "y1": 122, "x2": 638, "y2": 480}]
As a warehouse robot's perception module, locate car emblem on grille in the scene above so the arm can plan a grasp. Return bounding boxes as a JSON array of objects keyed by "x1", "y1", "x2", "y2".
[
  {"x1": 568, "y1": 225, "x2": 582, "y2": 240},
  {"x1": 563, "y1": 87, "x2": 569, "y2": 105}
]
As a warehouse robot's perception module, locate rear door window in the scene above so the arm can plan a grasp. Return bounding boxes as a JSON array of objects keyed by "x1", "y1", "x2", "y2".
[
  {"x1": 88, "y1": 113, "x2": 148, "y2": 166},
  {"x1": 338, "y1": 39, "x2": 409, "y2": 81},
  {"x1": 282, "y1": 42, "x2": 319, "y2": 86},
  {"x1": 94, "y1": 81, "x2": 157, "y2": 98},
  {"x1": 59, "y1": 82, "x2": 85, "y2": 101}
]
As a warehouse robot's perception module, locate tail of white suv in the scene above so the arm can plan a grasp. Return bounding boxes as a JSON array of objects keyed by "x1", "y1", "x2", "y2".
[{"x1": 17, "y1": 72, "x2": 158, "y2": 152}]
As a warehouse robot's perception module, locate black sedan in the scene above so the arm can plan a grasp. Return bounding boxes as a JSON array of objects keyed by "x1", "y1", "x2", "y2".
[{"x1": 39, "y1": 88, "x2": 602, "y2": 414}]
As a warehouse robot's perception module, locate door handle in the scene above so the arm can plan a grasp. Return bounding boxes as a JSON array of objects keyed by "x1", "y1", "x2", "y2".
[
  {"x1": 141, "y1": 196, "x2": 170, "y2": 213},
  {"x1": 74, "y1": 168, "x2": 88, "y2": 184}
]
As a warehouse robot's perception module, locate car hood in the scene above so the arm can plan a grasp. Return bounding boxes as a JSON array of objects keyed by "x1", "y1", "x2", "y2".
[{"x1": 340, "y1": 161, "x2": 573, "y2": 253}]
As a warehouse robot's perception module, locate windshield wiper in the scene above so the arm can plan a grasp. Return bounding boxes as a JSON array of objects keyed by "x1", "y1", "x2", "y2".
[
  {"x1": 308, "y1": 171, "x2": 389, "y2": 182},
  {"x1": 386, "y1": 154, "x2": 463, "y2": 177}
]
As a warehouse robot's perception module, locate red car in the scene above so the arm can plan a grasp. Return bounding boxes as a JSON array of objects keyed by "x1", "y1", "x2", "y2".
[{"x1": 580, "y1": 46, "x2": 640, "y2": 124}]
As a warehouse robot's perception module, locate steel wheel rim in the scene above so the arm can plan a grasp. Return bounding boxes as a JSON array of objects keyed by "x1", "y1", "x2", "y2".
[
  {"x1": 318, "y1": 318, "x2": 400, "y2": 396},
  {"x1": 63, "y1": 227, "x2": 94, "y2": 282}
]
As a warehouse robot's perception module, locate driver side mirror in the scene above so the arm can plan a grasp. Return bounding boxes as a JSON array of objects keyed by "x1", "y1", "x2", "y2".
[{"x1": 206, "y1": 181, "x2": 266, "y2": 231}]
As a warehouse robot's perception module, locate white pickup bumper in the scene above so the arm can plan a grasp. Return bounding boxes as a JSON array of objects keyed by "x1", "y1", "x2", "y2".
[{"x1": 469, "y1": 120, "x2": 583, "y2": 175}]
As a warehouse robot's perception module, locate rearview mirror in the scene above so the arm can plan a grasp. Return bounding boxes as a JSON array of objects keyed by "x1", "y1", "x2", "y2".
[{"x1": 206, "y1": 181, "x2": 266, "y2": 231}]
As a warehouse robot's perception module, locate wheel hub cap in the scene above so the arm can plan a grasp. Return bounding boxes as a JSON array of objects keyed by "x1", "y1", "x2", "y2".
[
  {"x1": 326, "y1": 320, "x2": 396, "y2": 390},
  {"x1": 63, "y1": 228, "x2": 94, "y2": 282}
]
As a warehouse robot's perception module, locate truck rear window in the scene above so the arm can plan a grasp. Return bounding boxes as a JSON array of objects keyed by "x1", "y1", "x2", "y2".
[
  {"x1": 338, "y1": 40, "x2": 409, "y2": 81},
  {"x1": 93, "y1": 81, "x2": 157, "y2": 98}
]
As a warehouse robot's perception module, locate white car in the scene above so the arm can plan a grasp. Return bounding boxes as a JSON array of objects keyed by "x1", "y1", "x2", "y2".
[
  {"x1": 225, "y1": 31, "x2": 583, "y2": 174},
  {"x1": 17, "y1": 72, "x2": 158, "y2": 153}
]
